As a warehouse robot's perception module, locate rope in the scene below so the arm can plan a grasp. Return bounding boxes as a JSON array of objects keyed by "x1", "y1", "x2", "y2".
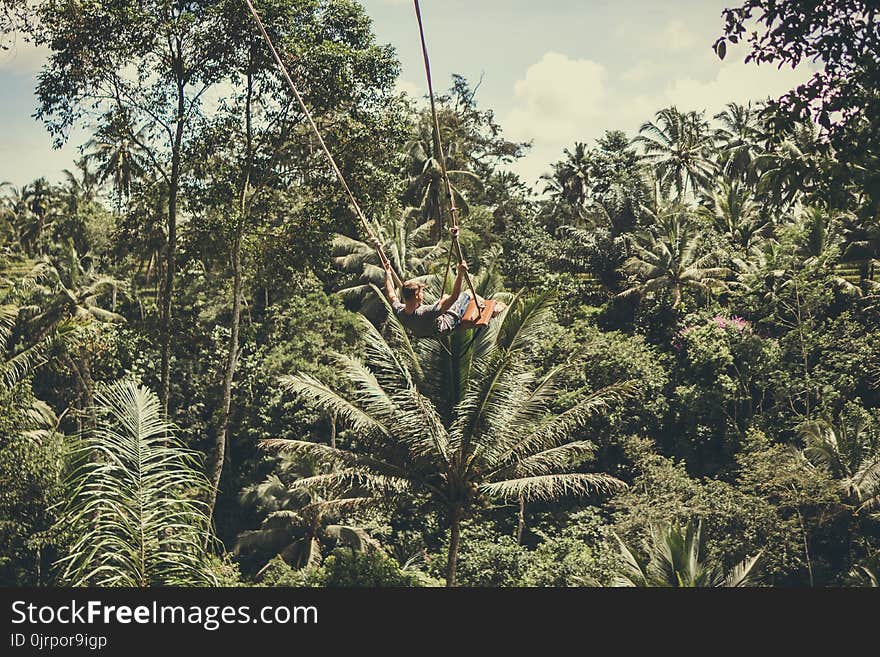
[
  {"x1": 242, "y1": 0, "x2": 403, "y2": 288},
  {"x1": 441, "y1": 239, "x2": 453, "y2": 292},
  {"x1": 413, "y1": 0, "x2": 481, "y2": 307}
]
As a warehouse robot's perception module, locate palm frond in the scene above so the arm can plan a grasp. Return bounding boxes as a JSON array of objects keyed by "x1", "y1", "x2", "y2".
[
  {"x1": 481, "y1": 472, "x2": 626, "y2": 502},
  {"x1": 279, "y1": 372, "x2": 387, "y2": 438},
  {"x1": 55, "y1": 380, "x2": 216, "y2": 587}
]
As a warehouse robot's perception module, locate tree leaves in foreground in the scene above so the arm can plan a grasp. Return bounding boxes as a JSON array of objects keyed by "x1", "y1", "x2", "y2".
[
  {"x1": 614, "y1": 518, "x2": 762, "y2": 587},
  {"x1": 55, "y1": 381, "x2": 216, "y2": 586}
]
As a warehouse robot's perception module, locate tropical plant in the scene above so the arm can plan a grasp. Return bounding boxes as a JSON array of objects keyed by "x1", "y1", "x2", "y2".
[
  {"x1": 236, "y1": 453, "x2": 381, "y2": 575},
  {"x1": 404, "y1": 127, "x2": 483, "y2": 240},
  {"x1": 699, "y1": 178, "x2": 771, "y2": 250},
  {"x1": 541, "y1": 142, "x2": 593, "y2": 223},
  {"x1": 54, "y1": 381, "x2": 217, "y2": 586},
  {"x1": 16, "y1": 178, "x2": 56, "y2": 256},
  {"x1": 26, "y1": 242, "x2": 124, "y2": 344},
  {"x1": 797, "y1": 206, "x2": 840, "y2": 261},
  {"x1": 619, "y1": 205, "x2": 731, "y2": 308},
  {"x1": 265, "y1": 292, "x2": 632, "y2": 586},
  {"x1": 613, "y1": 518, "x2": 762, "y2": 587},
  {"x1": 799, "y1": 417, "x2": 880, "y2": 514},
  {"x1": 847, "y1": 552, "x2": 879, "y2": 587},
  {"x1": 0, "y1": 257, "x2": 73, "y2": 392},
  {"x1": 840, "y1": 211, "x2": 880, "y2": 286},
  {"x1": 84, "y1": 109, "x2": 150, "y2": 207},
  {"x1": 59, "y1": 158, "x2": 100, "y2": 214},
  {"x1": 635, "y1": 107, "x2": 717, "y2": 199},
  {"x1": 713, "y1": 101, "x2": 766, "y2": 183},
  {"x1": 754, "y1": 121, "x2": 825, "y2": 210}
]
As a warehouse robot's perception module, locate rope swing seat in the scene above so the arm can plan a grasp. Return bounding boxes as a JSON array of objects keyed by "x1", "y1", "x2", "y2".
[{"x1": 459, "y1": 297, "x2": 498, "y2": 329}]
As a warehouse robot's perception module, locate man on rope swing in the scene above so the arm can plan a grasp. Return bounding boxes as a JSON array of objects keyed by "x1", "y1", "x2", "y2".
[{"x1": 381, "y1": 230, "x2": 505, "y2": 338}]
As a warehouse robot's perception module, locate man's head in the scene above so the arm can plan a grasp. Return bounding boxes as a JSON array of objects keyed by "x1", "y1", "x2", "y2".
[{"x1": 401, "y1": 280, "x2": 425, "y2": 307}]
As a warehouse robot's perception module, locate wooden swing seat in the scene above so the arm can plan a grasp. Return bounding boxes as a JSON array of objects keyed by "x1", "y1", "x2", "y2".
[{"x1": 459, "y1": 298, "x2": 497, "y2": 330}]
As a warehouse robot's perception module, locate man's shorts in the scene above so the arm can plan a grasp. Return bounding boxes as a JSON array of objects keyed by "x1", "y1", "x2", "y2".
[{"x1": 435, "y1": 291, "x2": 471, "y2": 335}]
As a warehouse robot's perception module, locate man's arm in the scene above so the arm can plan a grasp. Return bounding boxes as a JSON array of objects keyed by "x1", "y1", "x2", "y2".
[
  {"x1": 438, "y1": 260, "x2": 467, "y2": 313},
  {"x1": 383, "y1": 260, "x2": 399, "y2": 305}
]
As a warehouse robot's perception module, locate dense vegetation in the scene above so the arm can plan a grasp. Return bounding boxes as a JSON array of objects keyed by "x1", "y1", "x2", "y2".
[{"x1": 1, "y1": 0, "x2": 878, "y2": 587}]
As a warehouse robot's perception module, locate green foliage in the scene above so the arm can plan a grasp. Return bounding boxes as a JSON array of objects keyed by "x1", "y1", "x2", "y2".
[
  {"x1": 204, "y1": 554, "x2": 247, "y2": 587},
  {"x1": 671, "y1": 313, "x2": 780, "y2": 472},
  {"x1": 611, "y1": 436, "x2": 802, "y2": 583},
  {"x1": 318, "y1": 548, "x2": 436, "y2": 587},
  {"x1": 735, "y1": 430, "x2": 848, "y2": 584},
  {"x1": 544, "y1": 318, "x2": 670, "y2": 438},
  {"x1": 257, "y1": 555, "x2": 320, "y2": 587},
  {"x1": 261, "y1": 549, "x2": 438, "y2": 587},
  {"x1": 2, "y1": 0, "x2": 880, "y2": 589},
  {"x1": 433, "y1": 521, "x2": 529, "y2": 587},
  {"x1": 522, "y1": 509, "x2": 622, "y2": 586},
  {"x1": 613, "y1": 518, "x2": 762, "y2": 587},
  {"x1": 0, "y1": 383, "x2": 64, "y2": 585},
  {"x1": 55, "y1": 381, "x2": 217, "y2": 586}
]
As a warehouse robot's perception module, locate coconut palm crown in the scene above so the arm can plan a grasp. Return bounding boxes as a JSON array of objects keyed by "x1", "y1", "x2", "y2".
[{"x1": 264, "y1": 291, "x2": 634, "y2": 585}]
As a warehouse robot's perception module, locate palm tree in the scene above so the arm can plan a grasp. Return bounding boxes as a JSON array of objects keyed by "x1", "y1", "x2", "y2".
[
  {"x1": 54, "y1": 380, "x2": 217, "y2": 586},
  {"x1": 27, "y1": 241, "x2": 125, "y2": 338},
  {"x1": 848, "y1": 553, "x2": 879, "y2": 587},
  {"x1": 59, "y1": 158, "x2": 100, "y2": 215},
  {"x1": 699, "y1": 178, "x2": 771, "y2": 250},
  {"x1": 0, "y1": 182, "x2": 22, "y2": 248},
  {"x1": 18, "y1": 244, "x2": 125, "y2": 431},
  {"x1": 635, "y1": 107, "x2": 717, "y2": 200},
  {"x1": 85, "y1": 109, "x2": 150, "y2": 208},
  {"x1": 754, "y1": 121, "x2": 823, "y2": 210},
  {"x1": 0, "y1": 257, "x2": 75, "y2": 393},
  {"x1": 614, "y1": 519, "x2": 762, "y2": 587},
  {"x1": 799, "y1": 418, "x2": 880, "y2": 514},
  {"x1": 265, "y1": 292, "x2": 633, "y2": 586},
  {"x1": 798, "y1": 206, "x2": 840, "y2": 260},
  {"x1": 713, "y1": 102, "x2": 766, "y2": 183},
  {"x1": 619, "y1": 205, "x2": 731, "y2": 308},
  {"x1": 404, "y1": 127, "x2": 483, "y2": 241},
  {"x1": 236, "y1": 453, "x2": 381, "y2": 575},
  {"x1": 541, "y1": 142, "x2": 593, "y2": 224},
  {"x1": 17, "y1": 178, "x2": 56, "y2": 255}
]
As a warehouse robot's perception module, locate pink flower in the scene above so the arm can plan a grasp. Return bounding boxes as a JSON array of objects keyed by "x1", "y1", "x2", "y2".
[{"x1": 712, "y1": 315, "x2": 751, "y2": 332}]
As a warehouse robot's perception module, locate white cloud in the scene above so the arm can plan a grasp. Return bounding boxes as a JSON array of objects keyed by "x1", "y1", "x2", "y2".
[
  {"x1": 502, "y1": 52, "x2": 608, "y2": 184},
  {"x1": 394, "y1": 78, "x2": 422, "y2": 98},
  {"x1": 621, "y1": 60, "x2": 657, "y2": 83},
  {"x1": 503, "y1": 49, "x2": 817, "y2": 187},
  {"x1": 652, "y1": 59, "x2": 815, "y2": 117},
  {"x1": 199, "y1": 79, "x2": 240, "y2": 118},
  {"x1": 658, "y1": 20, "x2": 701, "y2": 52}
]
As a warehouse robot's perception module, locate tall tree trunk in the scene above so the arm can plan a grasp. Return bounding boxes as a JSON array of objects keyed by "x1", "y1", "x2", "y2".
[
  {"x1": 795, "y1": 505, "x2": 814, "y2": 587},
  {"x1": 209, "y1": 232, "x2": 243, "y2": 518},
  {"x1": 516, "y1": 496, "x2": 526, "y2": 545},
  {"x1": 208, "y1": 57, "x2": 254, "y2": 520},
  {"x1": 329, "y1": 411, "x2": 337, "y2": 449},
  {"x1": 446, "y1": 505, "x2": 462, "y2": 587},
  {"x1": 159, "y1": 78, "x2": 186, "y2": 416}
]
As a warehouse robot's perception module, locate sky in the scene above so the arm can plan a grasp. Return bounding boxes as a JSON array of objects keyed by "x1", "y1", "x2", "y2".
[{"x1": 0, "y1": 0, "x2": 815, "y2": 188}]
